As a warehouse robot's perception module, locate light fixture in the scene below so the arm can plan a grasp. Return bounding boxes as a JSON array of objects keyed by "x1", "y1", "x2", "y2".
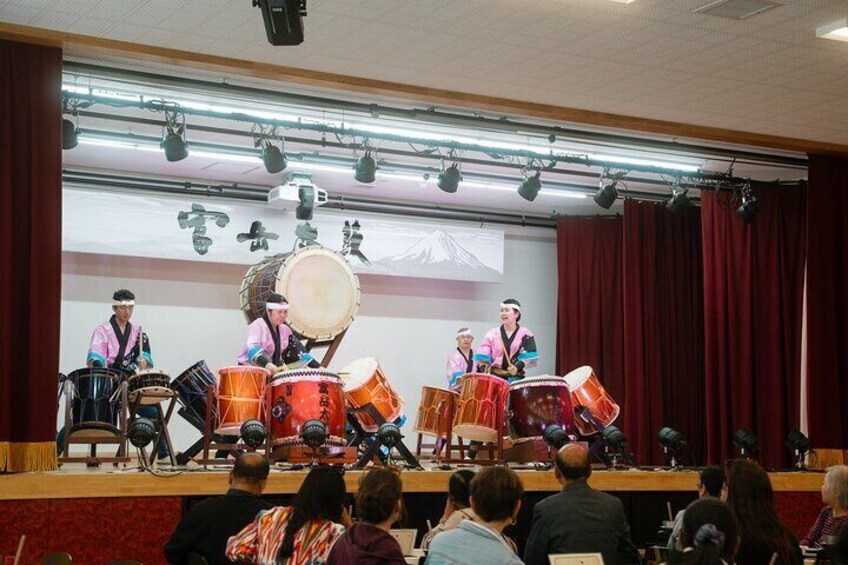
[
  {"x1": 542, "y1": 424, "x2": 570, "y2": 450},
  {"x1": 601, "y1": 425, "x2": 629, "y2": 467},
  {"x1": 737, "y1": 184, "x2": 759, "y2": 222},
  {"x1": 161, "y1": 109, "x2": 188, "y2": 162},
  {"x1": 437, "y1": 161, "x2": 462, "y2": 193},
  {"x1": 355, "y1": 149, "x2": 377, "y2": 183},
  {"x1": 785, "y1": 429, "x2": 811, "y2": 470},
  {"x1": 594, "y1": 178, "x2": 618, "y2": 209},
  {"x1": 666, "y1": 186, "x2": 691, "y2": 214},
  {"x1": 128, "y1": 418, "x2": 156, "y2": 448},
  {"x1": 62, "y1": 118, "x2": 79, "y2": 150},
  {"x1": 817, "y1": 19, "x2": 848, "y2": 42},
  {"x1": 376, "y1": 422, "x2": 402, "y2": 449},
  {"x1": 733, "y1": 428, "x2": 760, "y2": 459},
  {"x1": 518, "y1": 170, "x2": 542, "y2": 201},
  {"x1": 658, "y1": 426, "x2": 686, "y2": 468},
  {"x1": 240, "y1": 419, "x2": 267, "y2": 449},
  {"x1": 260, "y1": 141, "x2": 287, "y2": 174},
  {"x1": 300, "y1": 419, "x2": 328, "y2": 449}
]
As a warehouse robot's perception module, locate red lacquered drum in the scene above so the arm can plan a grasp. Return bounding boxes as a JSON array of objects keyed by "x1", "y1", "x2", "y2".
[
  {"x1": 216, "y1": 366, "x2": 267, "y2": 436},
  {"x1": 562, "y1": 365, "x2": 620, "y2": 435},
  {"x1": 452, "y1": 373, "x2": 510, "y2": 443},
  {"x1": 269, "y1": 369, "x2": 347, "y2": 446},
  {"x1": 413, "y1": 386, "x2": 457, "y2": 438},
  {"x1": 339, "y1": 357, "x2": 404, "y2": 432},
  {"x1": 508, "y1": 375, "x2": 574, "y2": 440}
]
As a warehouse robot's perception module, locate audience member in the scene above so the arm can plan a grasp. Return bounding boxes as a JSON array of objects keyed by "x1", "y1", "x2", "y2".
[
  {"x1": 421, "y1": 469, "x2": 476, "y2": 550},
  {"x1": 327, "y1": 467, "x2": 406, "y2": 565},
  {"x1": 725, "y1": 459, "x2": 802, "y2": 565},
  {"x1": 524, "y1": 443, "x2": 638, "y2": 565},
  {"x1": 164, "y1": 452, "x2": 272, "y2": 565},
  {"x1": 664, "y1": 498, "x2": 739, "y2": 565},
  {"x1": 668, "y1": 466, "x2": 726, "y2": 551},
  {"x1": 227, "y1": 464, "x2": 350, "y2": 565},
  {"x1": 801, "y1": 465, "x2": 848, "y2": 548},
  {"x1": 425, "y1": 466, "x2": 524, "y2": 565}
]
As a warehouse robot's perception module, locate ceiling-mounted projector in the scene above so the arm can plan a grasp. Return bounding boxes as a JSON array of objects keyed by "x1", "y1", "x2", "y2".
[{"x1": 267, "y1": 173, "x2": 327, "y2": 220}]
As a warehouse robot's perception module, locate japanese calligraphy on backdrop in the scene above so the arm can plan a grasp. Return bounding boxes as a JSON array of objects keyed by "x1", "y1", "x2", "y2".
[{"x1": 63, "y1": 188, "x2": 504, "y2": 282}]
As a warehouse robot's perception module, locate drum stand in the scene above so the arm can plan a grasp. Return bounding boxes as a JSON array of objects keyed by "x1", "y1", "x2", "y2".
[
  {"x1": 347, "y1": 405, "x2": 422, "y2": 469},
  {"x1": 193, "y1": 384, "x2": 266, "y2": 466},
  {"x1": 58, "y1": 381, "x2": 131, "y2": 467},
  {"x1": 126, "y1": 389, "x2": 179, "y2": 467},
  {"x1": 304, "y1": 328, "x2": 348, "y2": 367},
  {"x1": 415, "y1": 408, "x2": 464, "y2": 460},
  {"x1": 440, "y1": 399, "x2": 507, "y2": 466}
]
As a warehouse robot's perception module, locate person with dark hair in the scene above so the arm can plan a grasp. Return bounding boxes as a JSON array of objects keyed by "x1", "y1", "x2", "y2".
[
  {"x1": 165, "y1": 453, "x2": 272, "y2": 564},
  {"x1": 800, "y1": 465, "x2": 848, "y2": 548},
  {"x1": 474, "y1": 299, "x2": 539, "y2": 382},
  {"x1": 664, "y1": 498, "x2": 739, "y2": 565},
  {"x1": 725, "y1": 459, "x2": 802, "y2": 565},
  {"x1": 227, "y1": 464, "x2": 350, "y2": 564},
  {"x1": 425, "y1": 466, "x2": 524, "y2": 565},
  {"x1": 524, "y1": 443, "x2": 638, "y2": 565},
  {"x1": 447, "y1": 327, "x2": 475, "y2": 390},
  {"x1": 328, "y1": 467, "x2": 406, "y2": 565},
  {"x1": 668, "y1": 466, "x2": 727, "y2": 551},
  {"x1": 237, "y1": 293, "x2": 318, "y2": 374}
]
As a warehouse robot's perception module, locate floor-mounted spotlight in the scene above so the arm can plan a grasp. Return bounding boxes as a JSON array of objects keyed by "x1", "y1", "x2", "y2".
[
  {"x1": 161, "y1": 109, "x2": 189, "y2": 162},
  {"x1": 518, "y1": 170, "x2": 542, "y2": 201},
  {"x1": 355, "y1": 149, "x2": 377, "y2": 183},
  {"x1": 733, "y1": 428, "x2": 760, "y2": 459},
  {"x1": 128, "y1": 417, "x2": 156, "y2": 449},
  {"x1": 300, "y1": 419, "x2": 328, "y2": 450},
  {"x1": 594, "y1": 178, "x2": 618, "y2": 209},
  {"x1": 785, "y1": 429, "x2": 811, "y2": 470},
  {"x1": 658, "y1": 426, "x2": 686, "y2": 469},
  {"x1": 737, "y1": 184, "x2": 759, "y2": 222},
  {"x1": 62, "y1": 118, "x2": 79, "y2": 150},
  {"x1": 601, "y1": 425, "x2": 629, "y2": 467},
  {"x1": 542, "y1": 424, "x2": 570, "y2": 451},
  {"x1": 666, "y1": 186, "x2": 691, "y2": 214},
  {"x1": 438, "y1": 161, "x2": 462, "y2": 193},
  {"x1": 240, "y1": 419, "x2": 267, "y2": 450}
]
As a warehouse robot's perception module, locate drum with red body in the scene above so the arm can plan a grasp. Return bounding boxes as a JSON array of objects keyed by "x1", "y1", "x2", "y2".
[
  {"x1": 413, "y1": 386, "x2": 458, "y2": 438},
  {"x1": 507, "y1": 375, "x2": 574, "y2": 440},
  {"x1": 562, "y1": 365, "x2": 620, "y2": 435},
  {"x1": 451, "y1": 373, "x2": 510, "y2": 443},
  {"x1": 216, "y1": 366, "x2": 267, "y2": 436},
  {"x1": 268, "y1": 369, "x2": 347, "y2": 446}
]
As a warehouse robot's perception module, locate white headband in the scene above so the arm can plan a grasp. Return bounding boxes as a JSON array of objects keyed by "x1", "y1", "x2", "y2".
[
  {"x1": 266, "y1": 302, "x2": 289, "y2": 311},
  {"x1": 113, "y1": 300, "x2": 135, "y2": 306},
  {"x1": 456, "y1": 329, "x2": 474, "y2": 338},
  {"x1": 500, "y1": 302, "x2": 521, "y2": 311}
]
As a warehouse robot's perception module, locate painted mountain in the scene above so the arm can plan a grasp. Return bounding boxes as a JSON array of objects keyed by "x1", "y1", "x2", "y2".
[{"x1": 370, "y1": 229, "x2": 502, "y2": 282}]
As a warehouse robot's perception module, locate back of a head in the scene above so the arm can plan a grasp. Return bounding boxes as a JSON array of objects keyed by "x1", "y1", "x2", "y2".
[
  {"x1": 292, "y1": 465, "x2": 347, "y2": 522},
  {"x1": 670, "y1": 498, "x2": 738, "y2": 565},
  {"x1": 449, "y1": 469, "x2": 476, "y2": 508},
  {"x1": 357, "y1": 467, "x2": 403, "y2": 524},
  {"x1": 699, "y1": 466, "x2": 726, "y2": 498},
  {"x1": 232, "y1": 453, "x2": 270, "y2": 487},
  {"x1": 469, "y1": 466, "x2": 524, "y2": 523},
  {"x1": 825, "y1": 465, "x2": 848, "y2": 511},
  {"x1": 555, "y1": 443, "x2": 591, "y2": 481}
]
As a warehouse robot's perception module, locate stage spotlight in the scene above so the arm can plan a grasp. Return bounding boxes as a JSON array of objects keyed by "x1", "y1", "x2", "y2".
[
  {"x1": 733, "y1": 428, "x2": 760, "y2": 458},
  {"x1": 658, "y1": 426, "x2": 686, "y2": 468},
  {"x1": 240, "y1": 419, "x2": 267, "y2": 449},
  {"x1": 128, "y1": 418, "x2": 156, "y2": 448},
  {"x1": 601, "y1": 425, "x2": 628, "y2": 451},
  {"x1": 518, "y1": 171, "x2": 542, "y2": 202},
  {"x1": 737, "y1": 189, "x2": 759, "y2": 223},
  {"x1": 355, "y1": 150, "x2": 377, "y2": 183},
  {"x1": 260, "y1": 142, "x2": 287, "y2": 174},
  {"x1": 254, "y1": 0, "x2": 307, "y2": 46},
  {"x1": 542, "y1": 424, "x2": 570, "y2": 450},
  {"x1": 594, "y1": 179, "x2": 618, "y2": 209},
  {"x1": 785, "y1": 429, "x2": 811, "y2": 469},
  {"x1": 62, "y1": 118, "x2": 79, "y2": 150},
  {"x1": 300, "y1": 419, "x2": 328, "y2": 449},
  {"x1": 437, "y1": 162, "x2": 462, "y2": 193},
  {"x1": 376, "y1": 422, "x2": 402, "y2": 449},
  {"x1": 666, "y1": 188, "x2": 691, "y2": 214},
  {"x1": 161, "y1": 111, "x2": 189, "y2": 162}
]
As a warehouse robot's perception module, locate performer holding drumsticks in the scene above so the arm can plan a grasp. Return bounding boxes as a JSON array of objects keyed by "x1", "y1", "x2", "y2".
[{"x1": 473, "y1": 299, "x2": 538, "y2": 383}]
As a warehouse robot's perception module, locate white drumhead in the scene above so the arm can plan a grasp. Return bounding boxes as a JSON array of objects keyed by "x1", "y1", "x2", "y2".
[
  {"x1": 510, "y1": 374, "x2": 568, "y2": 390},
  {"x1": 339, "y1": 357, "x2": 379, "y2": 390},
  {"x1": 277, "y1": 246, "x2": 361, "y2": 340},
  {"x1": 562, "y1": 365, "x2": 594, "y2": 389}
]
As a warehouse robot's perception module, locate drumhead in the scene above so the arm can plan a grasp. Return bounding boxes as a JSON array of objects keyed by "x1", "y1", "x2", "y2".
[
  {"x1": 562, "y1": 365, "x2": 594, "y2": 390},
  {"x1": 510, "y1": 374, "x2": 569, "y2": 390},
  {"x1": 338, "y1": 357, "x2": 379, "y2": 390}
]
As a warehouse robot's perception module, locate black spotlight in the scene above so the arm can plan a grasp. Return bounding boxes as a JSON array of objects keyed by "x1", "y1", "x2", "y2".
[
  {"x1": 376, "y1": 422, "x2": 402, "y2": 449},
  {"x1": 658, "y1": 426, "x2": 686, "y2": 468},
  {"x1": 785, "y1": 429, "x2": 811, "y2": 470},
  {"x1": 240, "y1": 419, "x2": 267, "y2": 449},
  {"x1": 128, "y1": 418, "x2": 156, "y2": 448},
  {"x1": 518, "y1": 171, "x2": 542, "y2": 202},
  {"x1": 355, "y1": 150, "x2": 377, "y2": 183},
  {"x1": 254, "y1": 0, "x2": 306, "y2": 46},
  {"x1": 601, "y1": 425, "x2": 629, "y2": 467},
  {"x1": 542, "y1": 424, "x2": 570, "y2": 450},
  {"x1": 733, "y1": 428, "x2": 760, "y2": 459},
  {"x1": 261, "y1": 142, "x2": 287, "y2": 174},
  {"x1": 161, "y1": 117, "x2": 189, "y2": 162},
  {"x1": 594, "y1": 180, "x2": 618, "y2": 209},
  {"x1": 437, "y1": 162, "x2": 462, "y2": 193},
  {"x1": 737, "y1": 193, "x2": 759, "y2": 222},
  {"x1": 300, "y1": 419, "x2": 328, "y2": 450},
  {"x1": 62, "y1": 118, "x2": 79, "y2": 150},
  {"x1": 666, "y1": 189, "x2": 691, "y2": 214}
]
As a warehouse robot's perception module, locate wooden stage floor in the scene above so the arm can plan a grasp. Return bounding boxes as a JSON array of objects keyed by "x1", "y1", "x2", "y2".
[{"x1": 0, "y1": 464, "x2": 825, "y2": 501}]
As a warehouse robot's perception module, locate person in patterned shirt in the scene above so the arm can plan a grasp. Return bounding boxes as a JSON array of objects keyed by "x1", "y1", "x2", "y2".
[{"x1": 801, "y1": 465, "x2": 848, "y2": 548}]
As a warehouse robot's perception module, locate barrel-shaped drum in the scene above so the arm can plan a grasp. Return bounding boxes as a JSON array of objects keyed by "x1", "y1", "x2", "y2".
[
  {"x1": 216, "y1": 366, "x2": 267, "y2": 436},
  {"x1": 339, "y1": 357, "x2": 404, "y2": 432},
  {"x1": 268, "y1": 369, "x2": 347, "y2": 446},
  {"x1": 414, "y1": 386, "x2": 457, "y2": 438},
  {"x1": 452, "y1": 373, "x2": 510, "y2": 443},
  {"x1": 508, "y1": 375, "x2": 574, "y2": 440},
  {"x1": 562, "y1": 365, "x2": 620, "y2": 435}
]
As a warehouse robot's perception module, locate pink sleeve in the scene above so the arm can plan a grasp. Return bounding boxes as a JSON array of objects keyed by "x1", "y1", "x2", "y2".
[{"x1": 87, "y1": 324, "x2": 109, "y2": 366}]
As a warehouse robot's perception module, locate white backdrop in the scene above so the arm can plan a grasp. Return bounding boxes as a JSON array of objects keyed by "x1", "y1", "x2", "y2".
[{"x1": 58, "y1": 211, "x2": 558, "y2": 455}]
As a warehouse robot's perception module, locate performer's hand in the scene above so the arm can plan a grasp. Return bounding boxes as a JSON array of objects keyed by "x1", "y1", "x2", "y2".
[
  {"x1": 507, "y1": 365, "x2": 518, "y2": 376},
  {"x1": 342, "y1": 505, "x2": 354, "y2": 529},
  {"x1": 264, "y1": 362, "x2": 277, "y2": 375},
  {"x1": 138, "y1": 359, "x2": 149, "y2": 371}
]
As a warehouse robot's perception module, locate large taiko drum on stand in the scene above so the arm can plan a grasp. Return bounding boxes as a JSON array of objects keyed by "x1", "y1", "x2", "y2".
[
  {"x1": 171, "y1": 360, "x2": 217, "y2": 427},
  {"x1": 414, "y1": 386, "x2": 458, "y2": 439},
  {"x1": 452, "y1": 373, "x2": 510, "y2": 443},
  {"x1": 216, "y1": 366, "x2": 268, "y2": 436},
  {"x1": 563, "y1": 365, "x2": 620, "y2": 435},
  {"x1": 268, "y1": 368, "x2": 347, "y2": 446},
  {"x1": 67, "y1": 367, "x2": 123, "y2": 438},
  {"x1": 339, "y1": 357, "x2": 405, "y2": 432},
  {"x1": 239, "y1": 246, "x2": 361, "y2": 340},
  {"x1": 507, "y1": 375, "x2": 574, "y2": 441}
]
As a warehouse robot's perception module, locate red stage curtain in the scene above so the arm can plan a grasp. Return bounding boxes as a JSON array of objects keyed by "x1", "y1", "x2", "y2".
[
  {"x1": 806, "y1": 154, "x2": 848, "y2": 454},
  {"x1": 556, "y1": 216, "x2": 626, "y2": 425},
  {"x1": 0, "y1": 40, "x2": 63, "y2": 472},
  {"x1": 701, "y1": 183, "x2": 806, "y2": 469},
  {"x1": 622, "y1": 200, "x2": 705, "y2": 465}
]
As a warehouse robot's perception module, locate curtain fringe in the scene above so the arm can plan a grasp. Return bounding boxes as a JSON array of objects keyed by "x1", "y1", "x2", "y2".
[
  {"x1": 2, "y1": 441, "x2": 57, "y2": 472},
  {"x1": 0, "y1": 441, "x2": 7, "y2": 471}
]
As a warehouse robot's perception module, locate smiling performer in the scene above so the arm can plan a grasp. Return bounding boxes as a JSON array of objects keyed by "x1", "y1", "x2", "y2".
[
  {"x1": 474, "y1": 299, "x2": 538, "y2": 383},
  {"x1": 446, "y1": 327, "x2": 475, "y2": 390}
]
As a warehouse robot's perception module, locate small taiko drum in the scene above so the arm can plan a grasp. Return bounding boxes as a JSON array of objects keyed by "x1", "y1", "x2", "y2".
[
  {"x1": 562, "y1": 365, "x2": 620, "y2": 435},
  {"x1": 508, "y1": 375, "x2": 574, "y2": 441},
  {"x1": 127, "y1": 369, "x2": 171, "y2": 405},
  {"x1": 339, "y1": 357, "x2": 404, "y2": 432},
  {"x1": 268, "y1": 369, "x2": 347, "y2": 446},
  {"x1": 452, "y1": 373, "x2": 510, "y2": 443},
  {"x1": 171, "y1": 360, "x2": 217, "y2": 427},
  {"x1": 216, "y1": 366, "x2": 267, "y2": 436},
  {"x1": 414, "y1": 386, "x2": 458, "y2": 438}
]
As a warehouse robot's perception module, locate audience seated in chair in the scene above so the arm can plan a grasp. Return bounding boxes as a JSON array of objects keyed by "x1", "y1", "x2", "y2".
[
  {"x1": 800, "y1": 464, "x2": 848, "y2": 549},
  {"x1": 424, "y1": 466, "x2": 524, "y2": 565},
  {"x1": 165, "y1": 452, "x2": 272, "y2": 565},
  {"x1": 663, "y1": 498, "x2": 738, "y2": 565},
  {"x1": 668, "y1": 466, "x2": 726, "y2": 551}
]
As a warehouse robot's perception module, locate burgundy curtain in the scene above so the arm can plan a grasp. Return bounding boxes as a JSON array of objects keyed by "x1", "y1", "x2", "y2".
[
  {"x1": 0, "y1": 40, "x2": 63, "y2": 472},
  {"x1": 701, "y1": 183, "x2": 806, "y2": 469},
  {"x1": 556, "y1": 216, "x2": 625, "y2": 424},
  {"x1": 806, "y1": 155, "x2": 848, "y2": 453},
  {"x1": 622, "y1": 200, "x2": 705, "y2": 465}
]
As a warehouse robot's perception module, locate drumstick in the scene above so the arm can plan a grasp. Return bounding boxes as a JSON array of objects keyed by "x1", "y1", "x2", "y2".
[
  {"x1": 426, "y1": 519, "x2": 433, "y2": 533},
  {"x1": 666, "y1": 502, "x2": 673, "y2": 522},
  {"x1": 137, "y1": 325, "x2": 144, "y2": 368}
]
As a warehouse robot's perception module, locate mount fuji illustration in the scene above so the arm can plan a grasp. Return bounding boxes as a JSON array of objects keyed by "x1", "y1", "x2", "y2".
[{"x1": 369, "y1": 229, "x2": 502, "y2": 282}]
